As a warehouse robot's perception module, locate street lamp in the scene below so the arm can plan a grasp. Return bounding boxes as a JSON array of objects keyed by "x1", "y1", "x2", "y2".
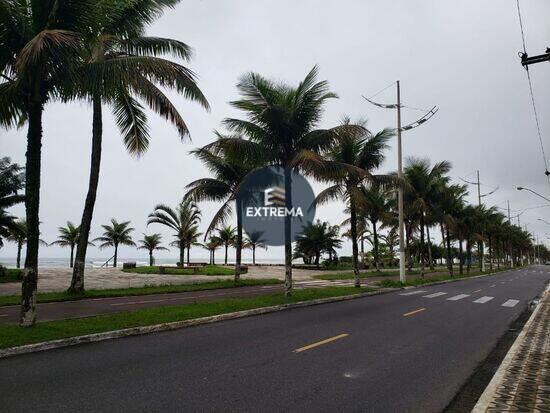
[{"x1": 516, "y1": 187, "x2": 550, "y2": 203}]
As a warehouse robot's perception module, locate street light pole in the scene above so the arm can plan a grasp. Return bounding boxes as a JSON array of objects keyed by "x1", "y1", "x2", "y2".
[
  {"x1": 397, "y1": 81, "x2": 406, "y2": 283},
  {"x1": 517, "y1": 186, "x2": 550, "y2": 203}
]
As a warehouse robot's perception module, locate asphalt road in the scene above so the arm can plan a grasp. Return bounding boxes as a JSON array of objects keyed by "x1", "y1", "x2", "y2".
[
  {"x1": 0, "y1": 279, "x2": 354, "y2": 323},
  {"x1": 1, "y1": 266, "x2": 548, "y2": 412}
]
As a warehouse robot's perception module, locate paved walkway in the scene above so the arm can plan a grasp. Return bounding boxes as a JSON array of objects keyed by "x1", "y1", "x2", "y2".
[{"x1": 473, "y1": 284, "x2": 549, "y2": 412}]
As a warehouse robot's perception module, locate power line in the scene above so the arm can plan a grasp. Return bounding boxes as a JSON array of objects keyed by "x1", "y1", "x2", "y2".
[{"x1": 515, "y1": 0, "x2": 550, "y2": 178}]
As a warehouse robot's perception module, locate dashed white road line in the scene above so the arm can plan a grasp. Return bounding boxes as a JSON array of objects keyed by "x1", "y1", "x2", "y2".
[
  {"x1": 423, "y1": 292, "x2": 447, "y2": 298},
  {"x1": 472, "y1": 289, "x2": 482, "y2": 293},
  {"x1": 0, "y1": 314, "x2": 8, "y2": 317},
  {"x1": 399, "y1": 290, "x2": 428, "y2": 296},
  {"x1": 502, "y1": 299, "x2": 520, "y2": 308},
  {"x1": 447, "y1": 294, "x2": 470, "y2": 301},
  {"x1": 473, "y1": 296, "x2": 494, "y2": 304},
  {"x1": 490, "y1": 284, "x2": 496, "y2": 287}
]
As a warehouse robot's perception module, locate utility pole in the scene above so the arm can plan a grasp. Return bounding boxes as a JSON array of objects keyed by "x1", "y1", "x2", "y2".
[
  {"x1": 397, "y1": 81, "x2": 405, "y2": 283},
  {"x1": 476, "y1": 170, "x2": 486, "y2": 272},
  {"x1": 364, "y1": 82, "x2": 438, "y2": 283}
]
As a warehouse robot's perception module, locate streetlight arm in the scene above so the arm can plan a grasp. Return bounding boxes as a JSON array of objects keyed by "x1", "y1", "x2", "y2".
[{"x1": 516, "y1": 186, "x2": 550, "y2": 203}]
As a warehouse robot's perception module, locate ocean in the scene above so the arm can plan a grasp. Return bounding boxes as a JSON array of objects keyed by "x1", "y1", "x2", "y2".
[{"x1": 0, "y1": 257, "x2": 284, "y2": 268}]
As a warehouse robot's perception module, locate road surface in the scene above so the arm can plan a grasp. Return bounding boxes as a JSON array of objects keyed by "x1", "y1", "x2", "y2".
[{"x1": 1, "y1": 266, "x2": 548, "y2": 412}]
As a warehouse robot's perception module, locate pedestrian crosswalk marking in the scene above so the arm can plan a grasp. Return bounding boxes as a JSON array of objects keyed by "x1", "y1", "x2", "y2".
[
  {"x1": 473, "y1": 296, "x2": 494, "y2": 304},
  {"x1": 423, "y1": 292, "x2": 447, "y2": 298},
  {"x1": 447, "y1": 294, "x2": 470, "y2": 301},
  {"x1": 502, "y1": 299, "x2": 520, "y2": 308},
  {"x1": 399, "y1": 290, "x2": 428, "y2": 296}
]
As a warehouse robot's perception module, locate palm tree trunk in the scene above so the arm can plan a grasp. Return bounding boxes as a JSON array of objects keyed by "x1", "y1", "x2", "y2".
[
  {"x1": 20, "y1": 100, "x2": 43, "y2": 327},
  {"x1": 445, "y1": 225, "x2": 453, "y2": 276},
  {"x1": 284, "y1": 167, "x2": 293, "y2": 295},
  {"x1": 16, "y1": 241, "x2": 22, "y2": 269},
  {"x1": 235, "y1": 199, "x2": 242, "y2": 282},
  {"x1": 113, "y1": 244, "x2": 118, "y2": 268},
  {"x1": 488, "y1": 235, "x2": 493, "y2": 271},
  {"x1": 252, "y1": 245, "x2": 256, "y2": 265},
  {"x1": 212, "y1": 250, "x2": 216, "y2": 265},
  {"x1": 348, "y1": 185, "x2": 360, "y2": 288},
  {"x1": 466, "y1": 239, "x2": 471, "y2": 274},
  {"x1": 70, "y1": 245, "x2": 74, "y2": 268},
  {"x1": 149, "y1": 250, "x2": 153, "y2": 267},
  {"x1": 224, "y1": 244, "x2": 228, "y2": 265},
  {"x1": 420, "y1": 213, "x2": 426, "y2": 277},
  {"x1": 187, "y1": 246, "x2": 190, "y2": 265},
  {"x1": 426, "y1": 224, "x2": 434, "y2": 270},
  {"x1": 360, "y1": 236, "x2": 365, "y2": 265},
  {"x1": 71, "y1": 95, "x2": 103, "y2": 293},
  {"x1": 406, "y1": 223, "x2": 413, "y2": 272},
  {"x1": 372, "y1": 220, "x2": 380, "y2": 272},
  {"x1": 179, "y1": 241, "x2": 184, "y2": 267},
  {"x1": 458, "y1": 239, "x2": 464, "y2": 275}
]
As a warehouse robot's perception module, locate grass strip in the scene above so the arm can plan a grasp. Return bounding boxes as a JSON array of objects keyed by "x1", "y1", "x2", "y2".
[
  {"x1": 0, "y1": 269, "x2": 23, "y2": 283},
  {"x1": 0, "y1": 287, "x2": 372, "y2": 349},
  {"x1": 122, "y1": 265, "x2": 235, "y2": 276},
  {"x1": 0, "y1": 279, "x2": 282, "y2": 307}
]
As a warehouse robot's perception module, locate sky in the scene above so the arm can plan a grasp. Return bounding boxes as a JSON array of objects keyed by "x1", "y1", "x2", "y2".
[{"x1": 1, "y1": 0, "x2": 550, "y2": 264}]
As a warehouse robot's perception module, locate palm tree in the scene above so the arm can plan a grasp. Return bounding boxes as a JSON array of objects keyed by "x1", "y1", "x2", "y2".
[
  {"x1": 404, "y1": 158, "x2": 451, "y2": 277},
  {"x1": 177, "y1": 225, "x2": 202, "y2": 265},
  {"x1": 217, "y1": 226, "x2": 236, "y2": 265},
  {"x1": 186, "y1": 139, "x2": 256, "y2": 280},
  {"x1": 206, "y1": 66, "x2": 357, "y2": 295},
  {"x1": 7, "y1": 220, "x2": 48, "y2": 269},
  {"x1": 1, "y1": 1, "x2": 98, "y2": 325},
  {"x1": 138, "y1": 234, "x2": 167, "y2": 267},
  {"x1": 93, "y1": 219, "x2": 135, "y2": 268},
  {"x1": 356, "y1": 184, "x2": 394, "y2": 271},
  {"x1": 294, "y1": 220, "x2": 342, "y2": 266},
  {"x1": 70, "y1": 0, "x2": 209, "y2": 293},
  {"x1": 148, "y1": 199, "x2": 201, "y2": 267},
  {"x1": 244, "y1": 231, "x2": 268, "y2": 265},
  {"x1": 203, "y1": 236, "x2": 222, "y2": 265},
  {"x1": 50, "y1": 222, "x2": 90, "y2": 268},
  {"x1": 0, "y1": 157, "x2": 25, "y2": 249},
  {"x1": 315, "y1": 120, "x2": 394, "y2": 287}
]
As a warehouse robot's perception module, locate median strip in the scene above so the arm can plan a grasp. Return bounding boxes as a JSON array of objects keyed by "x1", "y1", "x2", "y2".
[
  {"x1": 294, "y1": 333, "x2": 349, "y2": 353},
  {"x1": 403, "y1": 308, "x2": 426, "y2": 317}
]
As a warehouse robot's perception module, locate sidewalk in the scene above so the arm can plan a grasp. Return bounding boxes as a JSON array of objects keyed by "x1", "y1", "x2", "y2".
[{"x1": 473, "y1": 285, "x2": 550, "y2": 412}]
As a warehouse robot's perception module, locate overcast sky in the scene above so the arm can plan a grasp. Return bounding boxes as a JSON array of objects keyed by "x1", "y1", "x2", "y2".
[{"x1": 1, "y1": 0, "x2": 550, "y2": 264}]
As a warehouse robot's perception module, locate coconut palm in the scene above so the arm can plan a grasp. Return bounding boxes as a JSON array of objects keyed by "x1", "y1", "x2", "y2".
[
  {"x1": 404, "y1": 158, "x2": 451, "y2": 276},
  {"x1": 203, "y1": 236, "x2": 223, "y2": 265},
  {"x1": 0, "y1": 1, "x2": 99, "y2": 324},
  {"x1": 186, "y1": 139, "x2": 256, "y2": 280},
  {"x1": 7, "y1": 220, "x2": 48, "y2": 268},
  {"x1": 217, "y1": 226, "x2": 236, "y2": 265},
  {"x1": 244, "y1": 231, "x2": 268, "y2": 265},
  {"x1": 170, "y1": 225, "x2": 202, "y2": 265},
  {"x1": 138, "y1": 234, "x2": 167, "y2": 267},
  {"x1": 294, "y1": 220, "x2": 342, "y2": 266},
  {"x1": 70, "y1": 0, "x2": 210, "y2": 293},
  {"x1": 315, "y1": 120, "x2": 394, "y2": 287},
  {"x1": 0, "y1": 158, "x2": 25, "y2": 250},
  {"x1": 93, "y1": 219, "x2": 135, "y2": 268},
  {"x1": 49, "y1": 222, "x2": 90, "y2": 268},
  {"x1": 148, "y1": 199, "x2": 201, "y2": 267},
  {"x1": 205, "y1": 67, "x2": 360, "y2": 295}
]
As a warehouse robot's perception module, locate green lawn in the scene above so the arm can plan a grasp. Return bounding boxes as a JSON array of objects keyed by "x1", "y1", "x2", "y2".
[
  {"x1": 315, "y1": 269, "x2": 414, "y2": 281},
  {"x1": 123, "y1": 264, "x2": 235, "y2": 276},
  {"x1": 0, "y1": 279, "x2": 281, "y2": 307},
  {"x1": 0, "y1": 287, "x2": 372, "y2": 349},
  {"x1": 0, "y1": 268, "x2": 23, "y2": 283},
  {"x1": 376, "y1": 268, "x2": 510, "y2": 288}
]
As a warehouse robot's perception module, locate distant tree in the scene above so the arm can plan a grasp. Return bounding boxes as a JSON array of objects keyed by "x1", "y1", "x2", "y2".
[
  {"x1": 94, "y1": 219, "x2": 135, "y2": 267},
  {"x1": 148, "y1": 199, "x2": 201, "y2": 267},
  {"x1": 294, "y1": 220, "x2": 342, "y2": 266},
  {"x1": 217, "y1": 226, "x2": 236, "y2": 265},
  {"x1": 0, "y1": 158, "x2": 25, "y2": 248},
  {"x1": 50, "y1": 222, "x2": 91, "y2": 268},
  {"x1": 8, "y1": 220, "x2": 48, "y2": 268},
  {"x1": 138, "y1": 234, "x2": 167, "y2": 267},
  {"x1": 244, "y1": 231, "x2": 268, "y2": 265},
  {"x1": 203, "y1": 236, "x2": 223, "y2": 265}
]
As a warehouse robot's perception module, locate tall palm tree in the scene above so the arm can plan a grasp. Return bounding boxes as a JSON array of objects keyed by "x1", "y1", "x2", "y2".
[
  {"x1": 138, "y1": 234, "x2": 167, "y2": 267},
  {"x1": 186, "y1": 139, "x2": 256, "y2": 280},
  {"x1": 404, "y1": 158, "x2": 451, "y2": 277},
  {"x1": 7, "y1": 220, "x2": 48, "y2": 269},
  {"x1": 217, "y1": 226, "x2": 236, "y2": 265},
  {"x1": 315, "y1": 120, "x2": 394, "y2": 287},
  {"x1": 1, "y1": 1, "x2": 98, "y2": 325},
  {"x1": 294, "y1": 220, "x2": 342, "y2": 266},
  {"x1": 0, "y1": 157, "x2": 25, "y2": 249},
  {"x1": 244, "y1": 231, "x2": 268, "y2": 265},
  {"x1": 50, "y1": 222, "x2": 90, "y2": 268},
  {"x1": 147, "y1": 199, "x2": 201, "y2": 267},
  {"x1": 70, "y1": 0, "x2": 209, "y2": 293},
  {"x1": 93, "y1": 219, "x2": 135, "y2": 268},
  {"x1": 206, "y1": 66, "x2": 355, "y2": 295},
  {"x1": 173, "y1": 225, "x2": 202, "y2": 265}
]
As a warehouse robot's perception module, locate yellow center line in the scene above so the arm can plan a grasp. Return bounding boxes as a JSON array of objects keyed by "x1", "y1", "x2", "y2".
[
  {"x1": 293, "y1": 333, "x2": 349, "y2": 353},
  {"x1": 403, "y1": 308, "x2": 426, "y2": 317}
]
